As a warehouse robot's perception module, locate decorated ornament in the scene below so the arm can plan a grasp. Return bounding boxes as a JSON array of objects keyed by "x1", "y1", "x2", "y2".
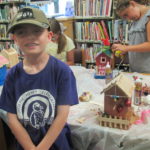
[
  {"x1": 125, "y1": 99, "x2": 131, "y2": 107},
  {"x1": 117, "y1": 104, "x2": 123, "y2": 113},
  {"x1": 133, "y1": 76, "x2": 138, "y2": 81}
]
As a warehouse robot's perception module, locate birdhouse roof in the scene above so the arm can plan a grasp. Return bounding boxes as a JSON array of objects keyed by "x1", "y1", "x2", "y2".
[
  {"x1": 95, "y1": 46, "x2": 112, "y2": 58},
  {"x1": 0, "y1": 55, "x2": 9, "y2": 68},
  {"x1": 101, "y1": 73, "x2": 135, "y2": 97}
]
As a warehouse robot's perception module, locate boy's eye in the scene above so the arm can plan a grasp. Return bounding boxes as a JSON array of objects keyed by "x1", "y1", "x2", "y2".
[
  {"x1": 15, "y1": 30, "x2": 26, "y2": 36},
  {"x1": 14, "y1": 28, "x2": 44, "y2": 37},
  {"x1": 34, "y1": 28, "x2": 44, "y2": 33}
]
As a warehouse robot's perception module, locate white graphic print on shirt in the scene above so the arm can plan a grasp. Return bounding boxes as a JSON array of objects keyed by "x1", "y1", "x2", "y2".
[{"x1": 16, "y1": 89, "x2": 55, "y2": 129}]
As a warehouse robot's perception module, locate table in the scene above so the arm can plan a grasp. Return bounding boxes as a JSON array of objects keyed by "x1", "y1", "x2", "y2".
[
  {"x1": 1, "y1": 67, "x2": 150, "y2": 150},
  {"x1": 68, "y1": 66, "x2": 150, "y2": 150}
]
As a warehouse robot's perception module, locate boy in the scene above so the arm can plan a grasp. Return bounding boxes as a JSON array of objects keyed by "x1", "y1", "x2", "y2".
[{"x1": 0, "y1": 7, "x2": 78, "y2": 150}]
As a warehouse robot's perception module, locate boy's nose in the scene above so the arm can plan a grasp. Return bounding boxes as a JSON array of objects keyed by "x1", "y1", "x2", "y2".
[{"x1": 26, "y1": 31, "x2": 36, "y2": 38}]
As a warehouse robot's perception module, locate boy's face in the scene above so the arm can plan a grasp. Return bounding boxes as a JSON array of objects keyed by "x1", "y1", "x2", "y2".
[
  {"x1": 119, "y1": 4, "x2": 141, "y2": 21},
  {"x1": 13, "y1": 24, "x2": 52, "y2": 56}
]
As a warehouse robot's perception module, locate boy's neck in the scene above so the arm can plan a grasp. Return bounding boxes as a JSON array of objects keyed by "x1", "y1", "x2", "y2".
[{"x1": 23, "y1": 53, "x2": 49, "y2": 74}]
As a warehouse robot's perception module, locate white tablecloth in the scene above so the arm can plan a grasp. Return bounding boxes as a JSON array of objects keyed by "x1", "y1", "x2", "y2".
[
  {"x1": 68, "y1": 66, "x2": 150, "y2": 150},
  {"x1": 1, "y1": 67, "x2": 150, "y2": 150}
]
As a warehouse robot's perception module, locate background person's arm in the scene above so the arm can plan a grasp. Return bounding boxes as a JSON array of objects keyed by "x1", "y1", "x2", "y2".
[
  {"x1": 112, "y1": 20, "x2": 150, "y2": 53},
  {"x1": 65, "y1": 35, "x2": 75, "y2": 65},
  {"x1": 67, "y1": 49, "x2": 75, "y2": 65}
]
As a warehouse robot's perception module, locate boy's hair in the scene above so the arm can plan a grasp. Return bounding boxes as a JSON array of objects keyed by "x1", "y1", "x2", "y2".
[
  {"x1": 7, "y1": 7, "x2": 50, "y2": 34},
  {"x1": 49, "y1": 18, "x2": 67, "y2": 54},
  {"x1": 116, "y1": 0, "x2": 148, "y2": 13}
]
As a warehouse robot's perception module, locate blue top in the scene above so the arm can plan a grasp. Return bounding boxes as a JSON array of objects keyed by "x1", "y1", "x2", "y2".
[
  {"x1": 0, "y1": 56, "x2": 78, "y2": 150},
  {"x1": 128, "y1": 10, "x2": 150, "y2": 73}
]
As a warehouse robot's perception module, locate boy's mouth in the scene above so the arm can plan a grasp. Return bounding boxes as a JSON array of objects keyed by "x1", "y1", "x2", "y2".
[
  {"x1": 25, "y1": 43, "x2": 38, "y2": 46},
  {"x1": 25, "y1": 43, "x2": 39, "y2": 48}
]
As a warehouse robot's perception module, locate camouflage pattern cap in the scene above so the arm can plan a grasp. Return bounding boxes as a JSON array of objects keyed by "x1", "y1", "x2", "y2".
[{"x1": 7, "y1": 7, "x2": 50, "y2": 34}]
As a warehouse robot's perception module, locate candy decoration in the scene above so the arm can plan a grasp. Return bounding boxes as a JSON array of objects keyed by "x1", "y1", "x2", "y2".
[
  {"x1": 125, "y1": 99, "x2": 131, "y2": 107},
  {"x1": 117, "y1": 104, "x2": 123, "y2": 113}
]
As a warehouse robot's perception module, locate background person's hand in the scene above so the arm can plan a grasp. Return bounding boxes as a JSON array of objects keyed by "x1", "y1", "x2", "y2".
[{"x1": 111, "y1": 44, "x2": 128, "y2": 54}]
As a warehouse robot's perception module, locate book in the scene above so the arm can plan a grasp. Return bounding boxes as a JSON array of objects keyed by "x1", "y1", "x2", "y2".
[
  {"x1": 113, "y1": 19, "x2": 119, "y2": 42},
  {"x1": 100, "y1": 0, "x2": 104, "y2": 16},
  {"x1": 102, "y1": 0, "x2": 107, "y2": 16},
  {"x1": 97, "y1": 22, "x2": 105, "y2": 39},
  {"x1": 105, "y1": 0, "x2": 112, "y2": 17},
  {"x1": 107, "y1": 20, "x2": 113, "y2": 42},
  {"x1": 95, "y1": 22, "x2": 102, "y2": 40},
  {"x1": 100, "y1": 20, "x2": 110, "y2": 40}
]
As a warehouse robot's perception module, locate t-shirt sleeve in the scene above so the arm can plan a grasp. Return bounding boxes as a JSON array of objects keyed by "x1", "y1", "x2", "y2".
[
  {"x1": 64, "y1": 35, "x2": 75, "y2": 52},
  {"x1": 0, "y1": 73, "x2": 16, "y2": 114},
  {"x1": 57, "y1": 67, "x2": 78, "y2": 106}
]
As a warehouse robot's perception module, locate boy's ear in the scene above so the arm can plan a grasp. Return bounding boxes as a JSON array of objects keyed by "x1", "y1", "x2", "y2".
[
  {"x1": 10, "y1": 34, "x2": 15, "y2": 40},
  {"x1": 12, "y1": 35, "x2": 18, "y2": 44},
  {"x1": 48, "y1": 31, "x2": 53, "y2": 41}
]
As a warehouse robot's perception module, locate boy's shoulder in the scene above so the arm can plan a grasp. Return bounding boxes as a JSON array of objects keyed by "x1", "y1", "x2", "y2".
[
  {"x1": 6, "y1": 62, "x2": 22, "y2": 77},
  {"x1": 49, "y1": 56, "x2": 74, "y2": 80},
  {"x1": 49, "y1": 56, "x2": 71, "y2": 72}
]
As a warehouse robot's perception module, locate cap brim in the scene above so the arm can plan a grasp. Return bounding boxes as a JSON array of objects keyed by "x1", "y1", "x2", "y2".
[{"x1": 7, "y1": 19, "x2": 49, "y2": 34}]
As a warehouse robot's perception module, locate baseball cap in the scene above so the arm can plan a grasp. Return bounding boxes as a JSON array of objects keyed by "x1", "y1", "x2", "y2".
[{"x1": 7, "y1": 7, "x2": 50, "y2": 34}]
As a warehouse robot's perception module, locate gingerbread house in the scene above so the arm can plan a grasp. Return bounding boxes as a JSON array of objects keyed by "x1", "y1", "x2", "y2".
[{"x1": 99, "y1": 73, "x2": 139, "y2": 129}]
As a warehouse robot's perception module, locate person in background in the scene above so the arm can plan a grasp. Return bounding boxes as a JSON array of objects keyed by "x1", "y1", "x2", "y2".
[
  {"x1": 112, "y1": 0, "x2": 150, "y2": 73},
  {"x1": 0, "y1": 7, "x2": 78, "y2": 150},
  {"x1": 46, "y1": 18, "x2": 75, "y2": 65}
]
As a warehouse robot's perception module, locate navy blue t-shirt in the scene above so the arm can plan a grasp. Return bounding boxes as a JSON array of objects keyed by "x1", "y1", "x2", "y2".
[{"x1": 0, "y1": 56, "x2": 78, "y2": 150}]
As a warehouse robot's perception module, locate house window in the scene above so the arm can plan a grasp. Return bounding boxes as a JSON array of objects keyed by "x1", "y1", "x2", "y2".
[{"x1": 101, "y1": 57, "x2": 106, "y2": 63}]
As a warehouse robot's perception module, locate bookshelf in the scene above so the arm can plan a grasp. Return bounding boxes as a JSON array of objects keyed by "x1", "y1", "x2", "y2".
[
  {"x1": 74, "y1": 0, "x2": 131, "y2": 70},
  {"x1": 74, "y1": 0, "x2": 114, "y2": 67},
  {"x1": 0, "y1": 0, "x2": 27, "y2": 50}
]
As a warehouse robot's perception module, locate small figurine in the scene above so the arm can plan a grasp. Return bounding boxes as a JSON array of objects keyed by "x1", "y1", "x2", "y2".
[
  {"x1": 134, "y1": 78, "x2": 142, "y2": 105},
  {"x1": 142, "y1": 84, "x2": 150, "y2": 96},
  {"x1": 79, "y1": 92, "x2": 92, "y2": 102},
  {"x1": 105, "y1": 62, "x2": 113, "y2": 84}
]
